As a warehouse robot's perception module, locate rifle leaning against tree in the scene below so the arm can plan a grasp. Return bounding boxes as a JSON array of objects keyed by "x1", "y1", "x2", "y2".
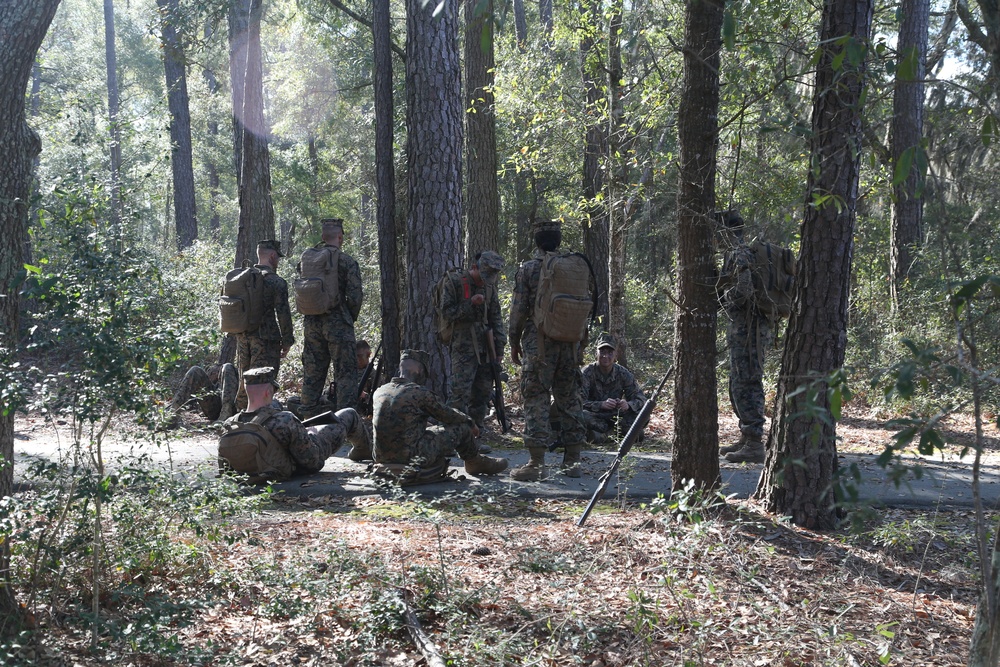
[
  {"x1": 485, "y1": 328, "x2": 510, "y2": 433},
  {"x1": 577, "y1": 367, "x2": 673, "y2": 528}
]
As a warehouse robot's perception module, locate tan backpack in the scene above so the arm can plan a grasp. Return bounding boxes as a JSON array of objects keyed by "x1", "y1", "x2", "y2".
[
  {"x1": 747, "y1": 240, "x2": 797, "y2": 318},
  {"x1": 294, "y1": 245, "x2": 340, "y2": 315},
  {"x1": 533, "y1": 252, "x2": 595, "y2": 343},
  {"x1": 218, "y1": 413, "x2": 295, "y2": 484},
  {"x1": 218, "y1": 261, "x2": 264, "y2": 334}
]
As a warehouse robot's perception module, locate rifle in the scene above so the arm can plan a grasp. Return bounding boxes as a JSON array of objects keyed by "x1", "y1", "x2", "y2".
[
  {"x1": 485, "y1": 328, "x2": 510, "y2": 433},
  {"x1": 357, "y1": 340, "x2": 383, "y2": 404},
  {"x1": 302, "y1": 410, "x2": 342, "y2": 427},
  {"x1": 577, "y1": 367, "x2": 673, "y2": 528}
]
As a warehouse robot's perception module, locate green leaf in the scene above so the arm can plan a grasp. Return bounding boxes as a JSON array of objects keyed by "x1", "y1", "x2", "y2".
[
  {"x1": 892, "y1": 147, "x2": 914, "y2": 186},
  {"x1": 897, "y1": 47, "x2": 919, "y2": 80},
  {"x1": 982, "y1": 114, "x2": 999, "y2": 147},
  {"x1": 722, "y1": 7, "x2": 736, "y2": 50},
  {"x1": 832, "y1": 47, "x2": 846, "y2": 71}
]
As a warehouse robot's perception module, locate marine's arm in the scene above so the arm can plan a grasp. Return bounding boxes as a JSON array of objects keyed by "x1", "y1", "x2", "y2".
[
  {"x1": 342, "y1": 253, "x2": 363, "y2": 321},
  {"x1": 619, "y1": 366, "x2": 647, "y2": 414},
  {"x1": 508, "y1": 263, "x2": 530, "y2": 364},
  {"x1": 273, "y1": 275, "x2": 295, "y2": 351}
]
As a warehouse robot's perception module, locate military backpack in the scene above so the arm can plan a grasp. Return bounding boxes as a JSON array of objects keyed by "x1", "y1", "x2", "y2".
[
  {"x1": 533, "y1": 252, "x2": 595, "y2": 343},
  {"x1": 746, "y1": 239, "x2": 797, "y2": 318},
  {"x1": 294, "y1": 245, "x2": 340, "y2": 315},
  {"x1": 217, "y1": 412, "x2": 296, "y2": 484},
  {"x1": 432, "y1": 268, "x2": 470, "y2": 345},
  {"x1": 218, "y1": 261, "x2": 265, "y2": 334}
]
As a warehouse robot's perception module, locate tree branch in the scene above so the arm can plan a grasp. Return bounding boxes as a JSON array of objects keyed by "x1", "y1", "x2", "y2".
[
  {"x1": 957, "y1": 0, "x2": 991, "y2": 52},
  {"x1": 320, "y1": 0, "x2": 406, "y2": 60}
]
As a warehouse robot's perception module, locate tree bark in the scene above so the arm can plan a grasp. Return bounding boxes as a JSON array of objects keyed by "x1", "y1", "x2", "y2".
[
  {"x1": 203, "y1": 21, "x2": 221, "y2": 237},
  {"x1": 464, "y1": 0, "x2": 500, "y2": 258},
  {"x1": 157, "y1": 0, "x2": 198, "y2": 250},
  {"x1": 580, "y1": 0, "x2": 610, "y2": 328},
  {"x1": 889, "y1": 0, "x2": 928, "y2": 310},
  {"x1": 228, "y1": 0, "x2": 276, "y2": 267},
  {"x1": 607, "y1": 0, "x2": 629, "y2": 366},
  {"x1": 103, "y1": 0, "x2": 123, "y2": 228},
  {"x1": 670, "y1": 0, "x2": 725, "y2": 494},
  {"x1": 513, "y1": 0, "x2": 527, "y2": 46},
  {"x1": 405, "y1": 0, "x2": 464, "y2": 395},
  {"x1": 373, "y1": 0, "x2": 402, "y2": 376},
  {"x1": 0, "y1": 0, "x2": 62, "y2": 633},
  {"x1": 755, "y1": 0, "x2": 874, "y2": 530}
]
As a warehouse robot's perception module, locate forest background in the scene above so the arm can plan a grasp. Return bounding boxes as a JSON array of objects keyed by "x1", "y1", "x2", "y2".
[{"x1": 3, "y1": 0, "x2": 1000, "y2": 663}]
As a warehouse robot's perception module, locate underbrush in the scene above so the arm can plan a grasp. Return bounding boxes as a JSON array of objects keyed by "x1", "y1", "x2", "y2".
[{"x1": 1, "y1": 473, "x2": 981, "y2": 666}]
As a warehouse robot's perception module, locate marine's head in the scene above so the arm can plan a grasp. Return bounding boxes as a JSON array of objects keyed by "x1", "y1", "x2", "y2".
[
  {"x1": 399, "y1": 349, "x2": 430, "y2": 385},
  {"x1": 320, "y1": 218, "x2": 345, "y2": 247},
  {"x1": 533, "y1": 218, "x2": 562, "y2": 252}
]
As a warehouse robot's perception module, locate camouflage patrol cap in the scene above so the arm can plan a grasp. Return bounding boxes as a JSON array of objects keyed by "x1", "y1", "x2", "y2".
[
  {"x1": 476, "y1": 250, "x2": 504, "y2": 275},
  {"x1": 596, "y1": 332, "x2": 617, "y2": 351},
  {"x1": 321, "y1": 218, "x2": 344, "y2": 234},
  {"x1": 400, "y1": 349, "x2": 430, "y2": 372},
  {"x1": 243, "y1": 367, "x2": 278, "y2": 389},
  {"x1": 257, "y1": 239, "x2": 285, "y2": 257},
  {"x1": 533, "y1": 218, "x2": 562, "y2": 233}
]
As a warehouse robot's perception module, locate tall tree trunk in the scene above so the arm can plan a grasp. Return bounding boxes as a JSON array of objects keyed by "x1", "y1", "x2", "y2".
[
  {"x1": 464, "y1": 0, "x2": 500, "y2": 258},
  {"x1": 540, "y1": 0, "x2": 553, "y2": 40},
  {"x1": 580, "y1": 0, "x2": 610, "y2": 328},
  {"x1": 513, "y1": 0, "x2": 527, "y2": 46},
  {"x1": 405, "y1": 0, "x2": 464, "y2": 395},
  {"x1": 373, "y1": 0, "x2": 402, "y2": 376},
  {"x1": 103, "y1": 0, "x2": 123, "y2": 228},
  {"x1": 606, "y1": 0, "x2": 628, "y2": 366},
  {"x1": 889, "y1": 0, "x2": 929, "y2": 310},
  {"x1": 228, "y1": 0, "x2": 276, "y2": 267},
  {"x1": 755, "y1": 0, "x2": 874, "y2": 530},
  {"x1": 203, "y1": 21, "x2": 221, "y2": 237},
  {"x1": 157, "y1": 0, "x2": 198, "y2": 250},
  {"x1": 670, "y1": 0, "x2": 725, "y2": 493},
  {"x1": 0, "y1": 0, "x2": 62, "y2": 633}
]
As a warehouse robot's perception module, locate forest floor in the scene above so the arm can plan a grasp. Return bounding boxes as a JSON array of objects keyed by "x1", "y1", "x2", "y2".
[{"x1": 8, "y1": 403, "x2": 1000, "y2": 666}]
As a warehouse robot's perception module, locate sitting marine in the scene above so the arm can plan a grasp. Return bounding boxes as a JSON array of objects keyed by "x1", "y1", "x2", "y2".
[{"x1": 580, "y1": 333, "x2": 648, "y2": 444}]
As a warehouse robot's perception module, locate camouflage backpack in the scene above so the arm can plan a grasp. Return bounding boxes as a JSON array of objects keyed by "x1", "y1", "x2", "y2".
[
  {"x1": 218, "y1": 413, "x2": 295, "y2": 484},
  {"x1": 218, "y1": 261, "x2": 265, "y2": 334},
  {"x1": 533, "y1": 252, "x2": 595, "y2": 343},
  {"x1": 432, "y1": 268, "x2": 469, "y2": 345},
  {"x1": 747, "y1": 239, "x2": 797, "y2": 318},
  {"x1": 294, "y1": 245, "x2": 340, "y2": 315}
]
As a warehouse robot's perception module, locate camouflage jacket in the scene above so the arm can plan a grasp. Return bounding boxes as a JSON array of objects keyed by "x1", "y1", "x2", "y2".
[
  {"x1": 719, "y1": 242, "x2": 758, "y2": 318},
  {"x1": 581, "y1": 362, "x2": 646, "y2": 414},
  {"x1": 254, "y1": 265, "x2": 295, "y2": 346},
  {"x1": 439, "y1": 269, "x2": 506, "y2": 352},
  {"x1": 372, "y1": 377, "x2": 472, "y2": 463},
  {"x1": 234, "y1": 406, "x2": 306, "y2": 450}
]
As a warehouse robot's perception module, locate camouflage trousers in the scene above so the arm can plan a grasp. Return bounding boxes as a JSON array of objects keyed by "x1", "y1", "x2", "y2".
[
  {"x1": 727, "y1": 311, "x2": 773, "y2": 439},
  {"x1": 301, "y1": 314, "x2": 357, "y2": 411},
  {"x1": 291, "y1": 408, "x2": 366, "y2": 474},
  {"x1": 582, "y1": 408, "x2": 648, "y2": 442},
  {"x1": 446, "y1": 331, "x2": 493, "y2": 424},
  {"x1": 374, "y1": 422, "x2": 477, "y2": 466},
  {"x1": 236, "y1": 332, "x2": 283, "y2": 409},
  {"x1": 171, "y1": 364, "x2": 238, "y2": 421},
  {"x1": 520, "y1": 337, "x2": 585, "y2": 450}
]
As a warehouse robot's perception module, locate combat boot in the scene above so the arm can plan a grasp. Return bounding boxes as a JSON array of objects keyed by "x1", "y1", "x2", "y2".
[
  {"x1": 724, "y1": 436, "x2": 765, "y2": 464},
  {"x1": 347, "y1": 422, "x2": 373, "y2": 462},
  {"x1": 464, "y1": 454, "x2": 509, "y2": 476},
  {"x1": 510, "y1": 447, "x2": 547, "y2": 482},
  {"x1": 719, "y1": 435, "x2": 747, "y2": 456},
  {"x1": 561, "y1": 445, "x2": 583, "y2": 478}
]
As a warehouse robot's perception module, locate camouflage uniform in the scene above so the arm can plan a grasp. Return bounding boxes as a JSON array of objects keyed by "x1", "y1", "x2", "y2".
[
  {"x1": 721, "y1": 242, "x2": 774, "y2": 440},
  {"x1": 441, "y1": 269, "x2": 506, "y2": 426},
  {"x1": 509, "y1": 250, "x2": 588, "y2": 452},
  {"x1": 231, "y1": 405, "x2": 367, "y2": 474},
  {"x1": 236, "y1": 265, "x2": 295, "y2": 407},
  {"x1": 372, "y1": 377, "x2": 477, "y2": 465},
  {"x1": 301, "y1": 244, "x2": 363, "y2": 411},
  {"x1": 581, "y1": 361, "x2": 648, "y2": 440},
  {"x1": 170, "y1": 363, "x2": 239, "y2": 421}
]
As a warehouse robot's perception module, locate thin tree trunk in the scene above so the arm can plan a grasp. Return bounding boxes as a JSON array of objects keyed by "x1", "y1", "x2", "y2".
[
  {"x1": 0, "y1": 0, "x2": 63, "y2": 634},
  {"x1": 228, "y1": 0, "x2": 276, "y2": 267},
  {"x1": 464, "y1": 0, "x2": 500, "y2": 258},
  {"x1": 203, "y1": 21, "x2": 221, "y2": 237},
  {"x1": 755, "y1": 0, "x2": 874, "y2": 530},
  {"x1": 103, "y1": 0, "x2": 123, "y2": 228},
  {"x1": 513, "y1": 0, "x2": 527, "y2": 46},
  {"x1": 889, "y1": 0, "x2": 929, "y2": 310},
  {"x1": 157, "y1": 0, "x2": 198, "y2": 249},
  {"x1": 405, "y1": 0, "x2": 464, "y2": 395},
  {"x1": 607, "y1": 0, "x2": 628, "y2": 366},
  {"x1": 580, "y1": 0, "x2": 610, "y2": 328},
  {"x1": 670, "y1": 0, "x2": 725, "y2": 493}
]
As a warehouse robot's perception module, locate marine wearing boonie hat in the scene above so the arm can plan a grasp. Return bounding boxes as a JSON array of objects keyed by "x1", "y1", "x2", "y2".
[
  {"x1": 400, "y1": 349, "x2": 430, "y2": 372},
  {"x1": 257, "y1": 239, "x2": 285, "y2": 257},
  {"x1": 243, "y1": 367, "x2": 278, "y2": 389}
]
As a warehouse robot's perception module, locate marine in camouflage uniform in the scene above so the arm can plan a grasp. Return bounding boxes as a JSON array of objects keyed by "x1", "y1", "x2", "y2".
[
  {"x1": 371, "y1": 350, "x2": 507, "y2": 476},
  {"x1": 717, "y1": 211, "x2": 773, "y2": 464},
  {"x1": 581, "y1": 333, "x2": 648, "y2": 443},
  {"x1": 236, "y1": 239, "x2": 295, "y2": 409},
  {"x1": 440, "y1": 250, "x2": 507, "y2": 430},
  {"x1": 233, "y1": 367, "x2": 372, "y2": 474},
  {"x1": 300, "y1": 219, "x2": 364, "y2": 414},
  {"x1": 169, "y1": 363, "x2": 239, "y2": 422},
  {"x1": 508, "y1": 219, "x2": 592, "y2": 481}
]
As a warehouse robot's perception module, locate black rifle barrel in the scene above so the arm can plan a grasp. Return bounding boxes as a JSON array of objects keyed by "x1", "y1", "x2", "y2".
[
  {"x1": 357, "y1": 340, "x2": 383, "y2": 402},
  {"x1": 577, "y1": 367, "x2": 673, "y2": 528},
  {"x1": 486, "y1": 328, "x2": 510, "y2": 433}
]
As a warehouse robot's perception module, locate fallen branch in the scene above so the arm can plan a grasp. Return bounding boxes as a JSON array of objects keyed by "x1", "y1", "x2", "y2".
[{"x1": 396, "y1": 590, "x2": 446, "y2": 667}]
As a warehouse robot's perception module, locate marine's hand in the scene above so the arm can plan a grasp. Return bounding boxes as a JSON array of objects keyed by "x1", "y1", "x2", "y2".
[
  {"x1": 511, "y1": 344, "x2": 522, "y2": 366},
  {"x1": 602, "y1": 398, "x2": 618, "y2": 411},
  {"x1": 471, "y1": 293, "x2": 485, "y2": 306},
  {"x1": 471, "y1": 424, "x2": 481, "y2": 439},
  {"x1": 616, "y1": 399, "x2": 629, "y2": 412}
]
